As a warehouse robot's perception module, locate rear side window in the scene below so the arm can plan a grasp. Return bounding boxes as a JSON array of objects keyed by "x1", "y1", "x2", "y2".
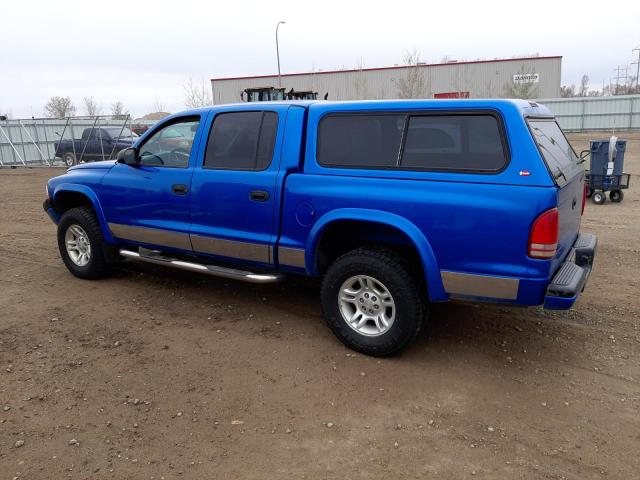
[
  {"x1": 204, "y1": 111, "x2": 278, "y2": 170},
  {"x1": 317, "y1": 112, "x2": 507, "y2": 172},
  {"x1": 402, "y1": 115, "x2": 506, "y2": 171},
  {"x1": 528, "y1": 119, "x2": 581, "y2": 185},
  {"x1": 317, "y1": 115, "x2": 404, "y2": 168}
]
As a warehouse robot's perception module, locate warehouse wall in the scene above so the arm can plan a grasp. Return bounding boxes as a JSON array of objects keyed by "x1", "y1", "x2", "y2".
[{"x1": 211, "y1": 57, "x2": 561, "y2": 104}]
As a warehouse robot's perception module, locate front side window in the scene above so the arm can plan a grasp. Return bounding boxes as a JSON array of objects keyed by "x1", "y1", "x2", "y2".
[
  {"x1": 204, "y1": 111, "x2": 278, "y2": 170},
  {"x1": 139, "y1": 117, "x2": 200, "y2": 168}
]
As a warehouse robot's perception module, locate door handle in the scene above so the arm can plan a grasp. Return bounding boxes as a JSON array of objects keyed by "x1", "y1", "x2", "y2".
[
  {"x1": 172, "y1": 184, "x2": 189, "y2": 195},
  {"x1": 249, "y1": 190, "x2": 269, "y2": 202}
]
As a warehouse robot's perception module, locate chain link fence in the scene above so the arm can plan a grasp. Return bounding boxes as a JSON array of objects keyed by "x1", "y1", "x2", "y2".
[{"x1": 0, "y1": 115, "x2": 155, "y2": 167}]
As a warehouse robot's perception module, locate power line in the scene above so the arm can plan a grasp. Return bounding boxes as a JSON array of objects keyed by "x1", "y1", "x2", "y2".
[{"x1": 613, "y1": 65, "x2": 630, "y2": 94}]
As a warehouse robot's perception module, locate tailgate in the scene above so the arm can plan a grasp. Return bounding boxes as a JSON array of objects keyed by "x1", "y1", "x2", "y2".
[{"x1": 528, "y1": 119, "x2": 584, "y2": 267}]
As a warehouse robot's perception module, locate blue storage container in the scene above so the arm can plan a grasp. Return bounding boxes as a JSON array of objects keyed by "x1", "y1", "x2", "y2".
[{"x1": 589, "y1": 140, "x2": 626, "y2": 176}]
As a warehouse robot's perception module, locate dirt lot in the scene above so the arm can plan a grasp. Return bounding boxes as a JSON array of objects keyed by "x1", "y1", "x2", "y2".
[{"x1": 1, "y1": 132, "x2": 639, "y2": 480}]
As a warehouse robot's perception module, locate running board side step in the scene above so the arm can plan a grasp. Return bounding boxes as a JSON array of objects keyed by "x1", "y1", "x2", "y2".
[{"x1": 119, "y1": 249, "x2": 283, "y2": 284}]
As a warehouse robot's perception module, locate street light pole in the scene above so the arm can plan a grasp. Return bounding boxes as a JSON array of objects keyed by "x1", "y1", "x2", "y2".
[{"x1": 276, "y1": 21, "x2": 286, "y2": 88}]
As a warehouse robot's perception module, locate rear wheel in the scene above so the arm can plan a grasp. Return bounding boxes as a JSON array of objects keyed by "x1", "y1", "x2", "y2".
[
  {"x1": 592, "y1": 191, "x2": 606, "y2": 205},
  {"x1": 62, "y1": 152, "x2": 76, "y2": 167},
  {"x1": 57, "y1": 207, "x2": 115, "y2": 279},
  {"x1": 586, "y1": 188, "x2": 594, "y2": 198},
  {"x1": 320, "y1": 247, "x2": 426, "y2": 356},
  {"x1": 610, "y1": 190, "x2": 624, "y2": 202}
]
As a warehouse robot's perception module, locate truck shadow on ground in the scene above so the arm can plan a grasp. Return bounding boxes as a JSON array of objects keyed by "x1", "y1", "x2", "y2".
[{"x1": 114, "y1": 262, "x2": 585, "y2": 367}]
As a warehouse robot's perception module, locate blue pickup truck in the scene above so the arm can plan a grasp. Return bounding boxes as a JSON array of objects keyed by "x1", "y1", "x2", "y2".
[{"x1": 44, "y1": 99, "x2": 596, "y2": 355}]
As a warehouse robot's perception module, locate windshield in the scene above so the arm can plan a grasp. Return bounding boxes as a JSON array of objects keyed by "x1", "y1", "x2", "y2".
[
  {"x1": 528, "y1": 119, "x2": 582, "y2": 186},
  {"x1": 104, "y1": 127, "x2": 138, "y2": 139}
]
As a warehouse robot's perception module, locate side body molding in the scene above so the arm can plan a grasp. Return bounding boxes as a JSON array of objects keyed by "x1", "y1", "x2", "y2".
[
  {"x1": 306, "y1": 208, "x2": 446, "y2": 302},
  {"x1": 53, "y1": 183, "x2": 116, "y2": 244}
]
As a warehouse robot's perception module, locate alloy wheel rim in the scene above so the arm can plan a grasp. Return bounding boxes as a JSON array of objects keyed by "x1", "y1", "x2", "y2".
[
  {"x1": 338, "y1": 275, "x2": 396, "y2": 337},
  {"x1": 65, "y1": 224, "x2": 91, "y2": 266}
]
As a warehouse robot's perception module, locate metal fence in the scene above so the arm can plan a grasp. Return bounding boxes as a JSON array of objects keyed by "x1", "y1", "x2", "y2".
[
  {"x1": 536, "y1": 95, "x2": 640, "y2": 132},
  {"x1": 0, "y1": 115, "x2": 155, "y2": 167}
]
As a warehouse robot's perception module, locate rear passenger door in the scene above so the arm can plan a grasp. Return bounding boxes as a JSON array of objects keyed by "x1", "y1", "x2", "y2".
[{"x1": 189, "y1": 108, "x2": 283, "y2": 266}]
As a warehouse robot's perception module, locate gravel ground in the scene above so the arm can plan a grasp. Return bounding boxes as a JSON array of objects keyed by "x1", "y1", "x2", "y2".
[{"x1": 1, "y1": 131, "x2": 639, "y2": 479}]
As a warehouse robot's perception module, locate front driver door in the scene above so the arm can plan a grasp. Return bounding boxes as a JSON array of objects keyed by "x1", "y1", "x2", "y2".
[{"x1": 100, "y1": 115, "x2": 206, "y2": 253}]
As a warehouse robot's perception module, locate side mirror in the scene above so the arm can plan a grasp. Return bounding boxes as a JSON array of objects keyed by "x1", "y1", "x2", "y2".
[{"x1": 116, "y1": 147, "x2": 139, "y2": 166}]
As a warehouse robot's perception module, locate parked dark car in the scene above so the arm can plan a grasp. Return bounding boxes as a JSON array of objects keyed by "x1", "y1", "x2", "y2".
[{"x1": 54, "y1": 127, "x2": 138, "y2": 166}]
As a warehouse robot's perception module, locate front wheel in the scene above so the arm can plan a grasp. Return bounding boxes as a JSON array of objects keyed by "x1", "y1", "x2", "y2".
[
  {"x1": 57, "y1": 207, "x2": 114, "y2": 279},
  {"x1": 320, "y1": 247, "x2": 426, "y2": 356}
]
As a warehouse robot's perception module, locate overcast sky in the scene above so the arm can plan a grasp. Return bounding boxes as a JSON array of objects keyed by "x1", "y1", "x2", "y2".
[{"x1": 1, "y1": 0, "x2": 639, "y2": 118}]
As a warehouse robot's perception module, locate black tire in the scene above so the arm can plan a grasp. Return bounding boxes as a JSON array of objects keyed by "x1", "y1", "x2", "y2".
[
  {"x1": 592, "y1": 191, "x2": 606, "y2": 205},
  {"x1": 57, "y1": 207, "x2": 114, "y2": 279},
  {"x1": 62, "y1": 152, "x2": 76, "y2": 167},
  {"x1": 320, "y1": 247, "x2": 426, "y2": 356},
  {"x1": 586, "y1": 188, "x2": 594, "y2": 198},
  {"x1": 610, "y1": 190, "x2": 624, "y2": 203}
]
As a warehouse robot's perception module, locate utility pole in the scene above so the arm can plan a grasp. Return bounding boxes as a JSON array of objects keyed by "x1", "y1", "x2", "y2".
[
  {"x1": 632, "y1": 47, "x2": 640, "y2": 89},
  {"x1": 275, "y1": 21, "x2": 286, "y2": 88}
]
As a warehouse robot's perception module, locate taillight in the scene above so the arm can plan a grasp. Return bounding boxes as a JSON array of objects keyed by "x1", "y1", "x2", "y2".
[
  {"x1": 582, "y1": 182, "x2": 587, "y2": 215},
  {"x1": 528, "y1": 208, "x2": 559, "y2": 259}
]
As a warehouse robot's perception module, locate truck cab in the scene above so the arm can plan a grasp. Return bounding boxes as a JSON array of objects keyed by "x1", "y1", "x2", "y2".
[{"x1": 44, "y1": 99, "x2": 596, "y2": 356}]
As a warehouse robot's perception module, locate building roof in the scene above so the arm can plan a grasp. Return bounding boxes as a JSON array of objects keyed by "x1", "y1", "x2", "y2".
[{"x1": 211, "y1": 56, "x2": 562, "y2": 82}]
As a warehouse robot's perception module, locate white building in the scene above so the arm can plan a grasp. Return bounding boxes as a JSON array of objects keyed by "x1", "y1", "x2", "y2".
[{"x1": 211, "y1": 55, "x2": 561, "y2": 104}]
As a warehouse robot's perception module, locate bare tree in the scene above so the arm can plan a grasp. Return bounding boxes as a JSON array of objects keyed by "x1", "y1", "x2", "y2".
[
  {"x1": 560, "y1": 85, "x2": 577, "y2": 97},
  {"x1": 605, "y1": 77, "x2": 640, "y2": 95},
  {"x1": 352, "y1": 58, "x2": 371, "y2": 100},
  {"x1": 184, "y1": 78, "x2": 212, "y2": 108},
  {"x1": 579, "y1": 74, "x2": 590, "y2": 96},
  {"x1": 111, "y1": 101, "x2": 129, "y2": 119},
  {"x1": 44, "y1": 96, "x2": 76, "y2": 118},
  {"x1": 395, "y1": 50, "x2": 427, "y2": 99},
  {"x1": 83, "y1": 96, "x2": 101, "y2": 116},
  {"x1": 153, "y1": 97, "x2": 166, "y2": 113}
]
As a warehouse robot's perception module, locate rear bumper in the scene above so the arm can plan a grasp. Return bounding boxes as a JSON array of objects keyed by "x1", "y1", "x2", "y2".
[
  {"x1": 43, "y1": 198, "x2": 60, "y2": 225},
  {"x1": 543, "y1": 233, "x2": 597, "y2": 310}
]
